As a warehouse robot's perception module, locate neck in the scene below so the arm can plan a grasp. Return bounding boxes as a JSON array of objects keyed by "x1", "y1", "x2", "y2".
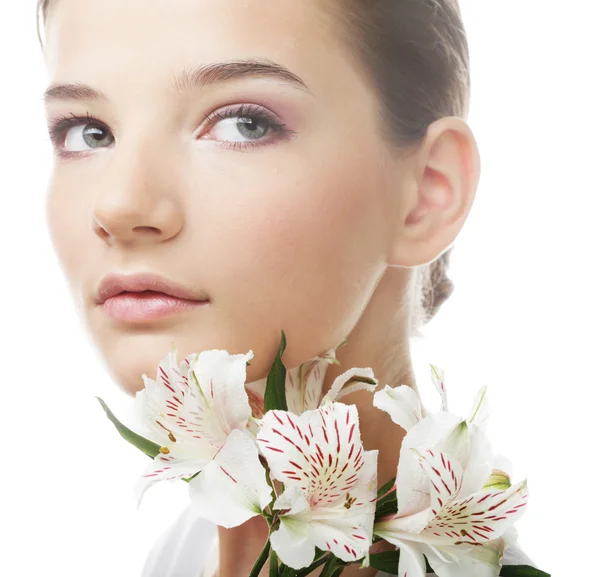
[{"x1": 218, "y1": 266, "x2": 420, "y2": 576}]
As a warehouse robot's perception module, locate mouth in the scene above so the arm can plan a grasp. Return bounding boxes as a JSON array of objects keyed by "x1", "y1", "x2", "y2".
[
  {"x1": 100, "y1": 290, "x2": 210, "y2": 322},
  {"x1": 95, "y1": 272, "x2": 210, "y2": 305}
]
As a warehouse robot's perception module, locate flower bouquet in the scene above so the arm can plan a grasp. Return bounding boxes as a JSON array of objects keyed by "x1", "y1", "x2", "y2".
[{"x1": 97, "y1": 331, "x2": 550, "y2": 576}]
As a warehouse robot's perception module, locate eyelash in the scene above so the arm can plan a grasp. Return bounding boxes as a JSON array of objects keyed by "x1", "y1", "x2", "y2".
[{"x1": 47, "y1": 104, "x2": 295, "y2": 159}]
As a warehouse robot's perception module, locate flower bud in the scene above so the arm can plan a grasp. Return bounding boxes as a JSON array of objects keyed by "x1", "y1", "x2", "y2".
[{"x1": 483, "y1": 468, "x2": 512, "y2": 490}]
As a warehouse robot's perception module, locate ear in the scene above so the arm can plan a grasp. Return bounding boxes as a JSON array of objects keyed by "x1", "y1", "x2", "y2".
[{"x1": 387, "y1": 116, "x2": 481, "y2": 267}]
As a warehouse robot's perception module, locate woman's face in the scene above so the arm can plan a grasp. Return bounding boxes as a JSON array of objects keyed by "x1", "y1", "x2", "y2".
[{"x1": 43, "y1": 0, "x2": 398, "y2": 396}]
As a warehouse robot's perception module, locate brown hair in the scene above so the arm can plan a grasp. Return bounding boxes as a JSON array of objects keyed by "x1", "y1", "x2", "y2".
[{"x1": 36, "y1": 0, "x2": 468, "y2": 337}]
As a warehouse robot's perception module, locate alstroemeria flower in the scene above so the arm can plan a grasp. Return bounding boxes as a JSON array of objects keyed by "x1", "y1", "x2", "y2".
[
  {"x1": 133, "y1": 347, "x2": 272, "y2": 528},
  {"x1": 373, "y1": 368, "x2": 527, "y2": 577},
  {"x1": 374, "y1": 371, "x2": 494, "y2": 521},
  {"x1": 375, "y1": 448, "x2": 529, "y2": 577},
  {"x1": 257, "y1": 401, "x2": 378, "y2": 570}
]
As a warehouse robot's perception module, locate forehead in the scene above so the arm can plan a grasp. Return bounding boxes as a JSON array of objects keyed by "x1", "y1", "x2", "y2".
[{"x1": 43, "y1": 0, "x2": 352, "y2": 101}]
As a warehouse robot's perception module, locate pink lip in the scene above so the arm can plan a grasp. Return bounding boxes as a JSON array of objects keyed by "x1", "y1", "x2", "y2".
[{"x1": 101, "y1": 291, "x2": 209, "y2": 322}]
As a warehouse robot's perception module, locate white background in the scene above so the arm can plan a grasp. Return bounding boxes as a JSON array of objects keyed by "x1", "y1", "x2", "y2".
[{"x1": 1, "y1": 1, "x2": 598, "y2": 576}]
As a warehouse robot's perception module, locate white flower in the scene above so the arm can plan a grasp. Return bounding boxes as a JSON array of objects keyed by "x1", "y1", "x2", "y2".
[
  {"x1": 257, "y1": 401, "x2": 378, "y2": 570},
  {"x1": 133, "y1": 347, "x2": 273, "y2": 528},
  {"x1": 373, "y1": 369, "x2": 528, "y2": 577},
  {"x1": 374, "y1": 374, "x2": 494, "y2": 520},
  {"x1": 375, "y1": 448, "x2": 529, "y2": 577}
]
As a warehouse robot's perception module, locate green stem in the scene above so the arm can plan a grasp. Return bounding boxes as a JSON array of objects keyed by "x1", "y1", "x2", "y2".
[
  {"x1": 269, "y1": 548, "x2": 279, "y2": 577},
  {"x1": 248, "y1": 538, "x2": 271, "y2": 577}
]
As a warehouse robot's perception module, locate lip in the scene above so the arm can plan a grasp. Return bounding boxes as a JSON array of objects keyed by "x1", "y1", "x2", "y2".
[
  {"x1": 95, "y1": 272, "x2": 210, "y2": 305},
  {"x1": 101, "y1": 291, "x2": 209, "y2": 322}
]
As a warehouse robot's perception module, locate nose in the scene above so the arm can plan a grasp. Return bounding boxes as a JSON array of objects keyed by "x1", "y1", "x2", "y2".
[{"x1": 92, "y1": 143, "x2": 185, "y2": 246}]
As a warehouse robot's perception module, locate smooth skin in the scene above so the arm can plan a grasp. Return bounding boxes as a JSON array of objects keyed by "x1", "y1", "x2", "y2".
[{"x1": 42, "y1": 0, "x2": 480, "y2": 575}]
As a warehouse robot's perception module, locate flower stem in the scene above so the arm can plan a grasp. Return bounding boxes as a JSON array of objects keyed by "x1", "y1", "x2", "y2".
[
  {"x1": 248, "y1": 537, "x2": 271, "y2": 577},
  {"x1": 269, "y1": 549, "x2": 279, "y2": 577}
]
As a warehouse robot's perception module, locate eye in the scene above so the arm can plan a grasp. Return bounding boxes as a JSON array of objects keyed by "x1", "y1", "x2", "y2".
[
  {"x1": 47, "y1": 112, "x2": 114, "y2": 157},
  {"x1": 201, "y1": 104, "x2": 295, "y2": 151}
]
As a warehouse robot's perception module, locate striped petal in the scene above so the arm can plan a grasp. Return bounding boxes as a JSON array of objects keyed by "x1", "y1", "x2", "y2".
[
  {"x1": 133, "y1": 452, "x2": 209, "y2": 509},
  {"x1": 394, "y1": 412, "x2": 464, "y2": 517},
  {"x1": 136, "y1": 348, "x2": 254, "y2": 459},
  {"x1": 286, "y1": 347, "x2": 339, "y2": 414},
  {"x1": 188, "y1": 429, "x2": 273, "y2": 528},
  {"x1": 422, "y1": 479, "x2": 530, "y2": 545},
  {"x1": 244, "y1": 345, "x2": 340, "y2": 416},
  {"x1": 258, "y1": 403, "x2": 377, "y2": 566},
  {"x1": 311, "y1": 449, "x2": 378, "y2": 563},
  {"x1": 412, "y1": 448, "x2": 463, "y2": 515},
  {"x1": 257, "y1": 403, "x2": 366, "y2": 502},
  {"x1": 187, "y1": 349, "x2": 255, "y2": 438}
]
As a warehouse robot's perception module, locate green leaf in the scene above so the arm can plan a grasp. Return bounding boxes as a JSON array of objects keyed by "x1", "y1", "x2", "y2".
[
  {"x1": 377, "y1": 476, "x2": 396, "y2": 499},
  {"x1": 374, "y1": 495, "x2": 398, "y2": 520},
  {"x1": 95, "y1": 397, "x2": 199, "y2": 485},
  {"x1": 264, "y1": 330, "x2": 288, "y2": 412},
  {"x1": 95, "y1": 396, "x2": 161, "y2": 458},
  {"x1": 500, "y1": 566, "x2": 551, "y2": 577}
]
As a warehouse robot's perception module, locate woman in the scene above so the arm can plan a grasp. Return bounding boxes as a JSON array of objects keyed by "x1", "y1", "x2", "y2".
[{"x1": 36, "y1": 0, "x2": 538, "y2": 575}]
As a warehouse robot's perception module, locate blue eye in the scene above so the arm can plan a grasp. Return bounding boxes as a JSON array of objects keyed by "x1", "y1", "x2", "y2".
[
  {"x1": 47, "y1": 112, "x2": 114, "y2": 158},
  {"x1": 47, "y1": 105, "x2": 296, "y2": 159},
  {"x1": 201, "y1": 103, "x2": 294, "y2": 152}
]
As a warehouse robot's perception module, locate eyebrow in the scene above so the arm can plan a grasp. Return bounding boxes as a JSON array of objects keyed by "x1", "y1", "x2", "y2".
[{"x1": 43, "y1": 58, "x2": 313, "y2": 104}]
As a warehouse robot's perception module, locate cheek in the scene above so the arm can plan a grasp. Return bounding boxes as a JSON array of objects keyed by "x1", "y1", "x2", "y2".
[
  {"x1": 45, "y1": 176, "x2": 90, "y2": 303},
  {"x1": 202, "y1": 146, "x2": 388, "y2": 366}
]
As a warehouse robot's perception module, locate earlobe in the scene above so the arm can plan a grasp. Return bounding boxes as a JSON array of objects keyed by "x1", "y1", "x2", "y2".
[{"x1": 386, "y1": 116, "x2": 481, "y2": 268}]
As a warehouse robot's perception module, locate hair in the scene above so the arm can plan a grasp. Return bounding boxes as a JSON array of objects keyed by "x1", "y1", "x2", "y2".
[{"x1": 36, "y1": 0, "x2": 468, "y2": 338}]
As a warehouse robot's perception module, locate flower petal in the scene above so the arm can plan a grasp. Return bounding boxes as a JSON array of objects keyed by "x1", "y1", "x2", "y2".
[
  {"x1": 323, "y1": 367, "x2": 378, "y2": 406},
  {"x1": 459, "y1": 428, "x2": 494, "y2": 497},
  {"x1": 269, "y1": 487, "x2": 315, "y2": 570},
  {"x1": 426, "y1": 542, "x2": 501, "y2": 577},
  {"x1": 258, "y1": 403, "x2": 366, "y2": 505},
  {"x1": 133, "y1": 452, "x2": 208, "y2": 509},
  {"x1": 310, "y1": 449, "x2": 378, "y2": 563},
  {"x1": 375, "y1": 507, "x2": 433, "y2": 535},
  {"x1": 398, "y1": 541, "x2": 427, "y2": 577},
  {"x1": 189, "y1": 349, "x2": 254, "y2": 435},
  {"x1": 423, "y1": 479, "x2": 529, "y2": 544},
  {"x1": 286, "y1": 348, "x2": 339, "y2": 414},
  {"x1": 466, "y1": 386, "x2": 490, "y2": 431},
  {"x1": 411, "y1": 448, "x2": 464, "y2": 515},
  {"x1": 373, "y1": 384, "x2": 423, "y2": 432},
  {"x1": 430, "y1": 364, "x2": 448, "y2": 411},
  {"x1": 188, "y1": 429, "x2": 273, "y2": 528},
  {"x1": 394, "y1": 412, "x2": 464, "y2": 517},
  {"x1": 136, "y1": 348, "x2": 255, "y2": 460}
]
